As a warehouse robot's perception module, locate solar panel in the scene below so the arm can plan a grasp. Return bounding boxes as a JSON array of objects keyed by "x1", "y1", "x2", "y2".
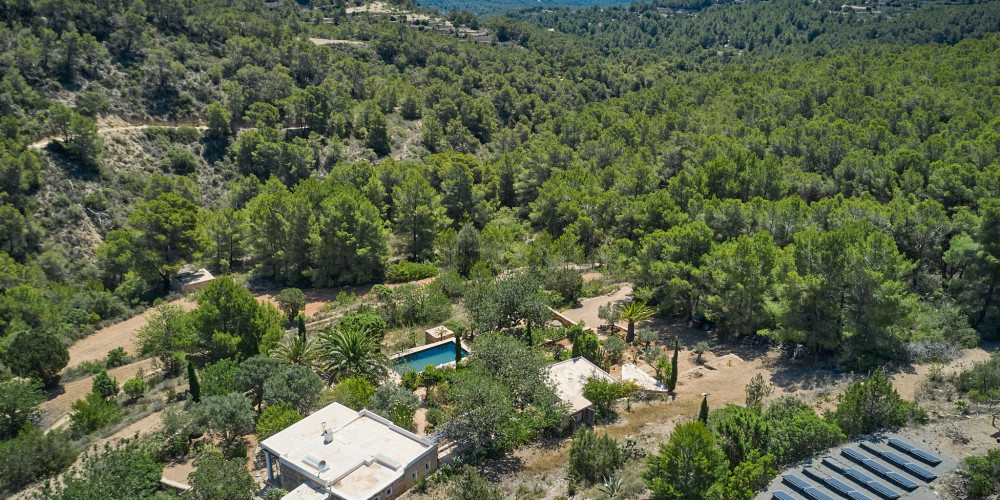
[
  {"x1": 842, "y1": 447, "x2": 869, "y2": 464},
  {"x1": 840, "y1": 449, "x2": 918, "y2": 491},
  {"x1": 821, "y1": 458, "x2": 846, "y2": 473},
  {"x1": 802, "y1": 487, "x2": 836, "y2": 500},
  {"x1": 783, "y1": 474, "x2": 812, "y2": 491},
  {"x1": 887, "y1": 438, "x2": 942, "y2": 466},
  {"x1": 882, "y1": 451, "x2": 937, "y2": 481},
  {"x1": 772, "y1": 491, "x2": 797, "y2": 500},
  {"x1": 842, "y1": 468, "x2": 901, "y2": 499},
  {"x1": 827, "y1": 477, "x2": 873, "y2": 500}
]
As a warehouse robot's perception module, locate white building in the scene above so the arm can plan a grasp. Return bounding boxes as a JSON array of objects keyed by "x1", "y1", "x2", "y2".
[
  {"x1": 260, "y1": 403, "x2": 438, "y2": 500},
  {"x1": 546, "y1": 356, "x2": 617, "y2": 429}
]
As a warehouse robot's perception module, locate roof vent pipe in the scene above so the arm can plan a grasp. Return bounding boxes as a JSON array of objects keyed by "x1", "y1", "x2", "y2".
[{"x1": 303, "y1": 455, "x2": 328, "y2": 472}]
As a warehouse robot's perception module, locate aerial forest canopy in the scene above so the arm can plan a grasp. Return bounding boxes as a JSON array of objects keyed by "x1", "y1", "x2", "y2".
[{"x1": 0, "y1": 0, "x2": 998, "y2": 377}]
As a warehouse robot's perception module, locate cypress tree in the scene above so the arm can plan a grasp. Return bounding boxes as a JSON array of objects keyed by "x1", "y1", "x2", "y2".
[
  {"x1": 455, "y1": 335, "x2": 463, "y2": 363},
  {"x1": 187, "y1": 361, "x2": 200, "y2": 403},
  {"x1": 668, "y1": 336, "x2": 679, "y2": 392},
  {"x1": 297, "y1": 314, "x2": 307, "y2": 343},
  {"x1": 699, "y1": 396, "x2": 709, "y2": 424}
]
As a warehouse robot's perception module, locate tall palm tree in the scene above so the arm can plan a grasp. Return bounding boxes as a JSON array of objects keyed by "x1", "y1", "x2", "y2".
[
  {"x1": 317, "y1": 327, "x2": 388, "y2": 384},
  {"x1": 618, "y1": 301, "x2": 654, "y2": 344}
]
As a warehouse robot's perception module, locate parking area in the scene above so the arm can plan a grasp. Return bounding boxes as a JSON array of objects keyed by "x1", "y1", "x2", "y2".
[{"x1": 756, "y1": 433, "x2": 959, "y2": 500}]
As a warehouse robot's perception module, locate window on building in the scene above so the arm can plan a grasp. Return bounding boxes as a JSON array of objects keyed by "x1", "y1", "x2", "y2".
[
  {"x1": 385, "y1": 487, "x2": 392, "y2": 497},
  {"x1": 425, "y1": 463, "x2": 430, "y2": 470},
  {"x1": 411, "y1": 472, "x2": 417, "y2": 479}
]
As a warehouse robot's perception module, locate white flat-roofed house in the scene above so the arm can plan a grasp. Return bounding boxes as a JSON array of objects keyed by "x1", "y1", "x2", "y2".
[
  {"x1": 260, "y1": 403, "x2": 439, "y2": 500},
  {"x1": 546, "y1": 356, "x2": 617, "y2": 429}
]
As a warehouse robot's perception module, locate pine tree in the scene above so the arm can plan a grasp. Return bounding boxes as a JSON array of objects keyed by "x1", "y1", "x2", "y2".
[
  {"x1": 188, "y1": 362, "x2": 200, "y2": 403},
  {"x1": 668, "y1": 337, "x2": 679, "y2": 392},
  {"x1": 699, "y1": 396, "x2": 709, "y2": 424},
  {"x1": 297, "y1": 314, "x2": 307, "y2": 343}
]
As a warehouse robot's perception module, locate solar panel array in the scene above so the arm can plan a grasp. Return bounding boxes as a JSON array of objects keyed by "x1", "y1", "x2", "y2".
[{"x1": 769, "y1": 438, "x2": 943, "y2": 500}]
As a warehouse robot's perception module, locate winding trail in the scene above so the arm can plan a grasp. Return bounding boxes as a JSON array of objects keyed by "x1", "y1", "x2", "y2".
[{"x1": 28, "y1": 123, "x2": 208, "y2": 150}]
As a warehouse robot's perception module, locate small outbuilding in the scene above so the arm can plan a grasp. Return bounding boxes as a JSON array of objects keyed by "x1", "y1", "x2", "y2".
[
  {"x1": 424, "y1": 325, "x2": 454, "y2": 343},
  {"x1": 170, "y1": 268, "x2": 215, "y2": 293},
  {"x1": 546, "y1": 356, "x2": 617, "y2": 429}
]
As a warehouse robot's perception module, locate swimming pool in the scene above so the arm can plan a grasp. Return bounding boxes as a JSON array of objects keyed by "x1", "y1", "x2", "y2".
[{"x1": 392, "y1": 340, "x2": 467, "y2": 373}]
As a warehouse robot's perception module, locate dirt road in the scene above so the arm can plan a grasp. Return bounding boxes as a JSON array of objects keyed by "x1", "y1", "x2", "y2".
[
  {"x1": 40, "y1": 359, "x2": 156, "y2": 429},
  {"x1": 66, "y1": 298, "x2": 195, "y2": 372},
  {"x1": 560, "y1": 283, "x2": 633, "y2": 331}
]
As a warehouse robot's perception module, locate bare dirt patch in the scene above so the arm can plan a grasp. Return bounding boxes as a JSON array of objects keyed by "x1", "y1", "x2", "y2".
[
  {"x1": 255, "y1": 285, "x2": 372, "y2": 318},
  {"x1": 40, "y1": 358, "x2": 157, "y2": 429},
  {"x1": 66, "y1": 298, "x2": 195, "y2": 371},
  {"x1": 560, "y1": 283, "x2": 632, "y2": 331}
]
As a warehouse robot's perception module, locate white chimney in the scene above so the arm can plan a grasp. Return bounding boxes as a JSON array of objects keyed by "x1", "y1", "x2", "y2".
[{"x1": 322, "y1": 422, "x2": 333, "y2": 443}]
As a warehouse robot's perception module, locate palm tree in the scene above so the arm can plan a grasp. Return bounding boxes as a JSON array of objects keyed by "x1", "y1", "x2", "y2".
[
  {"x1": 317, "y1": 327, "x2": 388, "y2": 384},
  {"x1": 272, "y1": 335, "x2": 318, "y2": 367},
  {"x1": 618, "y1": 301, "x2": 654, "y2": 343}
]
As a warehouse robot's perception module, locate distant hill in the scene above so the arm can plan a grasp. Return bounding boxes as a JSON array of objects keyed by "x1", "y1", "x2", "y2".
[{"x1": 417, "y1": 0, "x2": 635, "y2": 17}]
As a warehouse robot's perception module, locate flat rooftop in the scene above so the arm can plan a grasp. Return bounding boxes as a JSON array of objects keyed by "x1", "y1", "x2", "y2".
[
  {"x1": 174, "y1": 268, "x2": 214, "y2": 285},
  {"x1": 546, "y1": 356, "x2": 617, "y2": 412},
  {"x1": 261, "y1": 403, "x2": 435, "y2": 500}
]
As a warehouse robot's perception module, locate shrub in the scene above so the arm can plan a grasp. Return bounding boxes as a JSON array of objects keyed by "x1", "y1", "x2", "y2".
[
  {"x1": 371, "y1": 383, "x2": 419, "y2": 418},
  {"x1": 388, "y1": 402, "x2": 416, "y2": 430},
  {"x1": 545, "y1": 268, "x2": 584, "y2": 305},
  {"x1": 954, "y1": 356, "x2": 1000, "y2": 402},
  {"x1": 275, "y1": 288, "x2": 307, "y2": 319},
  {"x1": 827, "y1": 369, "x2": 924, "y2": 437},
  {"x1": 105, "y1": 347, "x2": 127, "y2": 368},
  {"x1": 712, "y1": 450, "x2": 777, "y2": 500},
  {"x1": 0, "y1": 378, "x2": 45, "y2": 440},
  {"x1": 421, "y1": 365, "x2": 445, "y2": 386},
  {"x1": 0, "y1": 426, "x2": 77, "y2": 492},
  {"x1": 70, "y1": 391, "x2": 122, "y2": 437},
  {"x1": 644, "y1": 421, "x2": 728, "y2": 499},
  {"x1": 263, "y1": 364, "x2": 324, "y2": 414},
  {"x1": 451, "y1": 465, "x2": 502, "y2": 500},
  {"x1": 425, "y1": 407, "x2": 445, "y2": 427},
  {"x1": 962, "y1": 450, "x2": 1000, "y2": 496},
  {"x1": 92, "y1": 370, "x2": 120, "y2": 400},
  {"x1": 435, "y1": 270, "x2": 466, "y2": 298},
  {"x1": 339, "y1": 311, "x2": 387, "y2": 340},
  {"x1": 161, "y1": 146, "x2": 199, "y2": 174},
  {"x1": 708, "y1": 405, "x2": 769, "y2": 467},
  {"x1": 188, "y1": 448, "x2": 256, "y2": 500},
  {"x1": 401, "y1": 370, "x2": 421, "y2": 390},
  {"x1": 39, "y1": 439, "x2": 162, "y2": 499},
  {"x1": 637, "y1": 327, "x2": 658, "y2": 347},
  {"x1": 582, "y1": 376, "x2": 626, "y2": 422},
  {"x1": 256, "y1": 403, "x2": 303, "y2": 440},
  {"x1": 5, "y1": 330, "x2": 69, "y2": 388},
  {"x1": 568, "y1": 428, "x2": 624, "y2": 484},
  {"x1": 386, "y1": 260, "x2": 439, "y2": 283},
  {"x1": 200, "y1": 358, "x2": 238, "y2": 397},
  {"x1": 765, "y1": 397, "x2": 845, "y2": 464},
  {"x1": 123, "y1": 376, "x2": 147, "y2": 401},
  {"x1": 603, "y1": 335, "x2": 627, "y2": 364},
  {"x1": 330, "y1": 377, "x2": 375, "y2": 410}
]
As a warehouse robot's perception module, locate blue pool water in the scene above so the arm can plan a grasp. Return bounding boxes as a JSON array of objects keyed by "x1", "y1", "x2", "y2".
[{"x1": 393, "y1": 341, "x2": 467, "y2": 373}]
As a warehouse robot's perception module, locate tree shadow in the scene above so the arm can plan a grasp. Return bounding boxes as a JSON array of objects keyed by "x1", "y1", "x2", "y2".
[{"x1": 477, "y1": 454, "x2": 523, "y2": 482}]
